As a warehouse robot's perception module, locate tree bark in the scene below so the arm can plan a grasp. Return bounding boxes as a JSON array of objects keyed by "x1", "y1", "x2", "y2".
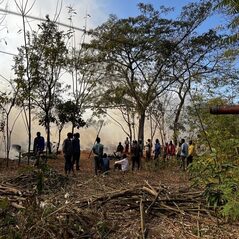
[
  {"x1": 173, "y1": 100, "x2": 184, "y2": 146},
  {"x1": 138, "y1": 111, "x2": 146, "y2": 143},
  {"x1": 56, "y1": 126, "x2": 63, "y2": 154},
  {"x1": 46, "y1": 112, "x2": 52, "y2": 154}
]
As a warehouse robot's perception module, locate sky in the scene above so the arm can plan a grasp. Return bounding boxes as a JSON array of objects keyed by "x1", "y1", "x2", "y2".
[
  {"x1": 0, "y1": 0, "x2": 222, "y2": 87},
  {"x1": 0, "y1": 0, "x2": 224, "y2": 155}
]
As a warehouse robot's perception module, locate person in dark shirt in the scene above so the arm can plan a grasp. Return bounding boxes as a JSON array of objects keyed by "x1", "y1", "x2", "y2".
[
  {"x1": 33, "y1": 132, "x2": 45, "y2": 166},
  {"x1": 131, "y1": 140, "x2": 141, "y2": 170},
  {"x1": 33, "y1": 132, "x2": 45, "y2": 155},
  {"x1": 102, "y1": 153, "x2": 110, "y2": 174},
  {"x1": 62, "y1": 132, "x2": 73, "y2": 176},
  {"x1": 124, "y1": 137, "x2": 129, "y2": 154},
  {"x1": 115, "y1": 142, "x2": 124, "y2": 158},
  {"x1": 154, "y1": 138, "x2": 161, "y2": 160},
  {"x1": 72, "y1": 133, "x2": 80, "y2": 171},
  {"x1": 145, "y1": 139, "x2": 152, "y2": 161}
]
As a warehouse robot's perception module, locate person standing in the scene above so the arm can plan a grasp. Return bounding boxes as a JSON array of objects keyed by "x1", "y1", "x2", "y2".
[
  {"x1": 145, "y1": 139, "x2": 152, "y2": 161},
  {"x1": 154, "y1": 139, "x2": 161, "y2": 160},
  {"x1": 33, "y1": 132, "x2": 45, "y2": 155},
  {"x1": 175, "y1": 142, "x2": 182, "y2": 161},
  {"x1": 180, "y1": 138, "x2": 188, "y2": 171},
  {"x1": 102, "y1": 153, "x2": 110, "y2": 173},
  {"x1": 115, "y1": 142, "x2": 124, "y2": 158},
  {"x1": 187, "y1": 140, "x2": 195, "y2": 166},
  {"x1": 138, "y1": 139, "x2": 144, "y2": 159},
  {"x1": 131, "y1": 140, "x2": 141, "y2": 170},
  {"x1": 168, "y1": 140, "x2": 175, "y2": 160},
  {"x1": 124, "y1": 137, "x2": 130, "y2": 154},
  {"x1": 62, "y1": 132, "x2": 73, "y2": 176},
  {"x1": 72, "y1": 133, "x2": 80, "y2": 171},
  {"x1": 92, "y1": 137, "x2": 104, "y2": 175},
  {"x1": 33, "y1": 132, "x2": 45, "y2": 166},
  {"x1": 163, "y1": 142, "x2": 169, "y2": 162}
]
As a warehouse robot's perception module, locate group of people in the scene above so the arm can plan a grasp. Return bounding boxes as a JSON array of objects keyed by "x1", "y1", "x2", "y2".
[
  {"x1": 33, "y1": 131, "x2": 195, "y2": 175},
  {"x1": 177, "y1": 139, "x2": 195, "y2": 171},
  {"x1": 62, "y1": 132, "x2": 81, "y2": 176},
  {"x1": 119, "y1": 137, "x2": 196, "y2": 171},
  {"x1": 93, "y1": 136, "x2": 196, "y2": 175},
  {"x1": 152, "y1": 138, "x2": 195, "y2": 170},
  {"x1": 33, "y1": 131, "x2": 81, "y2": 175},
  {"x1": 92, "y1": 137, "x2": 130, "y2": 175}
]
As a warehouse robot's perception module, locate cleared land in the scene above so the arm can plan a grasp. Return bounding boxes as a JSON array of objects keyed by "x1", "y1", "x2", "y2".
[{"x1": 0, "y1": 152, "x2": 239, "y2": 238}]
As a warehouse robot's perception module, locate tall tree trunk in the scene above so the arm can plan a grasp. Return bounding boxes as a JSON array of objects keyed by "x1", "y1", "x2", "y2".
[
  {"x1": 56, "y1": 126, "x2": 63, "y2": 154},
  {"x1": 173, "y1": 80, "x2": 190, "y2": 145},
  {"x1": 138, "y1": 111, "x2": 146, "y2": 144},
  {"x1": 6, "y1": 114, "x2": 9, "y2": 167},
  {"x1": 46, "y1": 112, "x2": 52, "y2": 154},
  {"x1": 21, "y1": 14, "x2": 32, "y2": 165},
  {"x1": 173, "y1": 101, "x2": 184, "y2": 146}
]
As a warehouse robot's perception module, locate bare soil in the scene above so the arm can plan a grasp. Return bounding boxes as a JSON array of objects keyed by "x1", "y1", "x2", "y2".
[{"x1": 0, "y1": 151, "x2": 239, "y2": 239}]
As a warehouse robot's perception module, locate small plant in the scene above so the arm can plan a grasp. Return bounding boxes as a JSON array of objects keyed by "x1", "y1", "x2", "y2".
[
  {"x1": 36, "y1": 170, "x2": 44, "y2": 194},
  {"x1": 0, "y1": 197, "x2": 9, "y2": 210},
  {"x1": 96, "y1": 220, "x2": 110, "y2": 239},
  {"x1": 190, "y1": 152, "x2": 239, "y2": 220}
]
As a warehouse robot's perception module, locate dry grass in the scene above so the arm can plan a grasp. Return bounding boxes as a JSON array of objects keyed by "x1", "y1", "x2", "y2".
[{"x1": 0, "y1": 152, "x2": 239, "y2": 238}]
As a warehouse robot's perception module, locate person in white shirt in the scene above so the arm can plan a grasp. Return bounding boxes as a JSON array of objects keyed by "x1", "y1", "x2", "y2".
[{"x1": 114, "y1": 154, "x2": 129, "y2": 171}]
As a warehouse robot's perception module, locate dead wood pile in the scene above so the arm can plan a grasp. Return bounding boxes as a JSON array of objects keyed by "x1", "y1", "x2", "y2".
[{"x1": 1, "y1": 173, "x2": 220, "y2": 239}]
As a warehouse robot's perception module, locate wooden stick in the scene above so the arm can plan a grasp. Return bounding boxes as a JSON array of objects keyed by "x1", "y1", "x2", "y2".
[
  {"x1": 197, "y1": 204, "x2": 201, "y2": 237},
  {"x1": 142, "y1": 186, "x2": 157, "y2": 197},
  {"x1": 144, "y1": 180, "x2": 158, "y2": 194},
  {"x1": 146, "y1": 189, "x2": 162, "y2": 213},
  {"x1": 140, "y1": 198, "x2": 146, "y2": 239}
]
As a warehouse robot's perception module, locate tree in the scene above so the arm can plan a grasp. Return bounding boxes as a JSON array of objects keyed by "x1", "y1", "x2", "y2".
[
  {"x1": 53, "y1": 99, "x2": 85, "y2": 154},
  {"x1": 14, "y1": 17, "x2": 68, "y2": 154},
  {"x1": 66, "y1": 6, "x2": 98, "y2": 133},
  {"x1": 215, "y1": 0, "x2": 239, "y2": 42},
  {"x1": 0, "y1": 75, "x2": 21, "y2": 166},
  {"x1": 87, "y1": 2, "x2": 222, "y2": 143},
  {"x1": 87, "y1": 5, "x2": 180, "y2": 143},
  {"x1": 14, "y1": 0, "x2": 36, "y2": 163},
  {"x1": 67, "y1": 45, "x2": 101, "y2": 133}
]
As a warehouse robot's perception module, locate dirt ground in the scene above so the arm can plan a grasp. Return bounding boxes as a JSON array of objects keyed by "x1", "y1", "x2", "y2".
[{"x1": 1, "y1": 151, "x2": 239, "y2": 239}]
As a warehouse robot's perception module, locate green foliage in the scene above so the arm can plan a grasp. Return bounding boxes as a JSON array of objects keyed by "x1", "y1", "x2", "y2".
[
  {"x1": 14, "y1": 18, "x2": 69, "y2": 153},
  {"x1": 0, "y1": 197, "x2": 9, "y2": 210},
  {"x1": 36, "y1": 163, "x2": 53, "y2": 194},
  {"x1": 191, "y1": 156, "x2": 239, "y2": 220},
  {"x1": 188, "y1": 96, "x2": 239, "y2": 220},
  {"x1": 96, "y1": 220, "x2": 110, "y2": 239},
  {"x1": 55, "y1": 100, "x2": 86, "y2": 130},
  {"x1": 87, "y1": 1, "x2": 227, "y2": 142}
]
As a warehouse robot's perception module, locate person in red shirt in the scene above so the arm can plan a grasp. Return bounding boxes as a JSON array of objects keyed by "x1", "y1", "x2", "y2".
[{"x1": 167, "y1": 140, "x2": 175, "y2": 160}]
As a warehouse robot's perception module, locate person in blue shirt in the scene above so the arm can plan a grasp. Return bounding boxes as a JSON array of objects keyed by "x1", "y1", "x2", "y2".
[
  {"x1": 102, "y1": 153, "x2": 110, "y2": 174},
  {"x1": 92, "y1": 137, "x2": 104, "y2": 175},
  {"x1": 180, "y1": 138, "x2": 188, "y2": 171},
  {"x1": 154, "y1": 138, "x2": 161, "y2": 160}
]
